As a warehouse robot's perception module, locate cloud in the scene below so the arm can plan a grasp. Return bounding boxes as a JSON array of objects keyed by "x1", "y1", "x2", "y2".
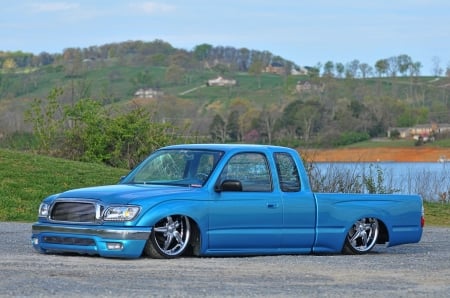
[
  {"x1": 29, "y1": 2, "x2": 79, "y2": 13},
  {"x1": 129, "y1": 1, "x2": 176, "y2": 14}
]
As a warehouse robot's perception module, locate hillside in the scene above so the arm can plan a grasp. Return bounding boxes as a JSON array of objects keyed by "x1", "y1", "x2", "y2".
[
  {"x1": 1, "y1": 40, "x2": 449, "y2": 150},
  {"x1": 0, "y1": 149, "x2": 128, "y2": 221}
]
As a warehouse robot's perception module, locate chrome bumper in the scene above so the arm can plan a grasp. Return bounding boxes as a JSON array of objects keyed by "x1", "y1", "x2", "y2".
[{"x1": 32, "y1": 222, "x2": 151, "y2": 240}]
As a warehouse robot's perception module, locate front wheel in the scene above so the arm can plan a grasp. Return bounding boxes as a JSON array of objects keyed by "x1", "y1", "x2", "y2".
[
  {"x1": 145, "y1": 215, "x2": 191, "y2": 259},
  {"x1": 343, "y1": 217, "x2": 379, "y2": 254}
]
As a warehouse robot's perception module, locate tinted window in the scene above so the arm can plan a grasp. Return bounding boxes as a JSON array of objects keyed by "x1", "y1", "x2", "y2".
[
  {"x1": 219, "y1": 152, "x2": 272, "y2": 192},
  {"x1": 274, "y1": 153, "x2": 301, "y2": 192}
]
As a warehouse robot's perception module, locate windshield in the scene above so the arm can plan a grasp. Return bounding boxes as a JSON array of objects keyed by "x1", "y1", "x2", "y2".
[{"x1": 122, "y1": 149, "x2": 224, "y2": 186}]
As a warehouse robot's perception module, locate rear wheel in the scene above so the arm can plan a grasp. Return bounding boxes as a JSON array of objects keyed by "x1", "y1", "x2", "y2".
[
  {"x1": 343, "y1": 217, "x2": 379, "y2": 254},
  {"x1": 145, "y1": 215, "x2": 191, "y2": 259}
]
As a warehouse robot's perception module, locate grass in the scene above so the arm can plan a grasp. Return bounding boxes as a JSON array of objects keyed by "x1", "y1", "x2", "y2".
[
  {"x1": 0, "y1": 149, "x2": 128, "y2": 222},
  {"x1": 0, "y1": 148, "x2": 448, "y2": 226},
  {"x1": 423, "y1": 201, "x2": 450, "y2": 226},
  {"x1": 346, "y1": 138, "x2": 450, "y2": 148}
]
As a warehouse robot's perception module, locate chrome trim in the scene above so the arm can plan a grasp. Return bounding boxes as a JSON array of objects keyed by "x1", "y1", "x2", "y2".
[
  {"x1": 48, "y1": 199, "x2": 104, "y2": 224},
  {"x1": 32, "y1": 223, "x2": 151, "y2": 240}
]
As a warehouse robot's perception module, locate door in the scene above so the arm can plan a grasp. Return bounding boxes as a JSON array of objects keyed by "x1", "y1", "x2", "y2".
[
  {"x1": 208, "y1": 152, "x2": 282, "y2": 251},
  {"x1": 274, "y1": 152, "x2": 316, "y2": 251}
]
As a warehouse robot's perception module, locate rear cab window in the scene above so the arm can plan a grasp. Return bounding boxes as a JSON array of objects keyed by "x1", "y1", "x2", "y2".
[{"x1": 274, "y1": 152, "x2": 301, "y2": 192}]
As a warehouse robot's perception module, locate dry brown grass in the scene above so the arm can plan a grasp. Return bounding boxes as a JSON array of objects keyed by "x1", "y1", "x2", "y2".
[{"x1": 302, "y1": 147, "x2": 449, "y2": 162}]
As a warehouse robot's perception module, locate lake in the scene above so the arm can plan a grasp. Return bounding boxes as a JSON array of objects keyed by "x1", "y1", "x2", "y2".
[{"x1": 312, "y1": 161, "x2": 450, "y2": 201}]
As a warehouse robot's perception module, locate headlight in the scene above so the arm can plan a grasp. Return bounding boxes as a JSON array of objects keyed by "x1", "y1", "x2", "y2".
[
  {"x1": 38, "y1": 203, "x2": 50, "y2": 217},
  {"x1": 103, "y1": 206, "x2": 140, "y2": 221}
]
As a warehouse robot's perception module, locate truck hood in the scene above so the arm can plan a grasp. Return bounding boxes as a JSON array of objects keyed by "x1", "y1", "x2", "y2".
[{"x1": 56, "y1": 183, "x2": 202, "y2": 205}]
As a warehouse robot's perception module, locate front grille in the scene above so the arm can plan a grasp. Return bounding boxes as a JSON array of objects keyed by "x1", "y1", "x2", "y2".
[
  {"x1": 43, "y1": 236, "x2": 95, "y2": 246},
  {"x1": 50, "y1": 201, "x2": 98, "y2": 223}
]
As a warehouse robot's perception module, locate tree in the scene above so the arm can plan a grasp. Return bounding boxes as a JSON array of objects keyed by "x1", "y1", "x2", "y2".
[
  {"x1": 2, "y1": 58, "x2": 17, "y2": 72},
  {"x1": 25, "y1": 88, "x2": 64, "y2": 153},
  {"x1": 209, "y1": 114, "x2": 226, "y2": 142},
  {"x1": 278, "y1": 99, "x2": 324, "y2": 142},
  {"x1": 193, "y1": 43, "x2": 212, "y2": 61},
  {"x1": 397, "y1": 54, "x2": 412, "y2": 76},
  {"x1": 358, "y1": 63, "x2": 372, "y2": 79},
  {"x1": 335, "y1": 63, "x2": 345, "y2": 78},
  {"x1": 431, "y1": 56, "x2": 443, "y2": 77},
  {"x1": 226, "y1": 110, "x2": 240, "y2": 141},
  {"x1": 387, "y1": 56, "x2": 399, "y2": 77},
  {"x1": 323, "y1": 61, "x2": 334, "y2": 77},
  {"x1": 409, "y1": 61, "x2": 422, "y2": 77},
  {"x1": 248, "y1": 59, "x2": 264, "y2": 88},
  {"x1": 345, "y1": 60, "x2": 360, "y2": 78},
  {"x1": 131, "y1": 70, "x2": 153, "y2": 89},
  {"x1": 375, "y1": 59, "x2": 389, "y2": 77}
]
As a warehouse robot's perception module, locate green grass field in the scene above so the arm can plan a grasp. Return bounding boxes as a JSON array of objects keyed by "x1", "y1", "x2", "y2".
[
  {"x1": 0, "y1": 149, "x2": 128, "y2": 221},
  {"x1": 0, "y1": 148, "x2": 448, "y2": 225}
]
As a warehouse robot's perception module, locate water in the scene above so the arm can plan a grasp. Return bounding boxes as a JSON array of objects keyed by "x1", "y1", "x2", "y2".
[{"x1": 312, "y1": 161, "x2": 450, "y2": 201}]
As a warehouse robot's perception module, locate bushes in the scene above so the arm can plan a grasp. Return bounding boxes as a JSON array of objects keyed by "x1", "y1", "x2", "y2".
[
  {"x1": 333, "y1": 131, "x2": 370, "y2": 146},
  {"x1": 308, "y1": 163, "x2": 399, "y2": 195},
  {"x1": 26, "y1": 88, "x2": 178, "y2": 169}
]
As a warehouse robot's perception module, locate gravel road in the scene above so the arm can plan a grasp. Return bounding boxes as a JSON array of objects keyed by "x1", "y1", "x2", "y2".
[{"x1": 1, "y1": 222, "x2": 449, "y2": 297}]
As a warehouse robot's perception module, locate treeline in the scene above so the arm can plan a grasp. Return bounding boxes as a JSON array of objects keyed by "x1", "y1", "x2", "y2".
[
  {"x1": 2, "y1": 39, "x2": 448, "y2": 77},
  {"x1": 0, "y1": 40, "x2": 290, "y2": 73}
]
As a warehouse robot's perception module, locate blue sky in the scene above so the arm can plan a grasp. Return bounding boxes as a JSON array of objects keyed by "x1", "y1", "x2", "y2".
[{"x1": 1, "y1": 0, "x2": 449, "y2": 75}]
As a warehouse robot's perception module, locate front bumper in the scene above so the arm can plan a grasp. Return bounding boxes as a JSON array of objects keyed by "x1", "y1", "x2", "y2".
[{"x1": 31, "y1": 222, "x2": 151, "y2": 258}]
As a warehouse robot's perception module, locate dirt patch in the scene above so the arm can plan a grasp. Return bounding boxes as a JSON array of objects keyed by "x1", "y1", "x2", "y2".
[{"x1": 301, "y1": 147, "x2": 449, "y2": 162}]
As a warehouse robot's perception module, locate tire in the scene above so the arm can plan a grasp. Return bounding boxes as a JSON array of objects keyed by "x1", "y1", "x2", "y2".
[
  {"x1": 145, "y1": 215, "x2": 191, "y2": 259},
  {"x1": 342, "y1": 217, "x2": 379, "y2": 254}
]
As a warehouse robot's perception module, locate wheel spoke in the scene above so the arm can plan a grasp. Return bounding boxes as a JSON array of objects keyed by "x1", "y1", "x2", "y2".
[
  {"x1": 163, "y1": 234, "x2": 173, "y2": 250},
  {"x1": 154, "y1": 226, "x2": 168, "y2": 233},
  {"x1": 360, "y1": 230, "x2": 368, "y2": 247},
  {"x1": 173, "y1": 230, "x2": 184, "y2": 245}
]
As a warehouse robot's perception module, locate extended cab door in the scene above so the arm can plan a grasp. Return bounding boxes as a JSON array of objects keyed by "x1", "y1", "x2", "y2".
[
  {"x1": 208, "y1": 152, "x2": 282, "y2": 251},
  {"x1": 274, "y1": 152, "x2": 316, "y2": 252}
]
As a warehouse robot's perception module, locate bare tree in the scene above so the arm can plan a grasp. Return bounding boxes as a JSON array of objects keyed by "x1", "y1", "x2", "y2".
[
  {"x1": 431, "y1": 56, "x2": 443, "y2": 77},
  {"x1": 359, "y1": 63, "x2": 373, "y2": 79},
  {"x1": 387, "y1": 56, "x2": 399, "y2": 77}
]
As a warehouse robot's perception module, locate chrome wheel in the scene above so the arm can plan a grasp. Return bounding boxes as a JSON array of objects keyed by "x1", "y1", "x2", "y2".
[
  {"x1": 145, "y1": 215, "x2": 191, "y2": 258},
  {"x1": 343, "y1": 217, "x2": 379, "y2": 254}
]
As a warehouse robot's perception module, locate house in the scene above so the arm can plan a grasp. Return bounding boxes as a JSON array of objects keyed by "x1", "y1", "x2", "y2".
[
  {"x1": 387, "y1": 123, "x2": 450, "y2": 140},
  {"x1": 291, "y1": 67, "x2": 308, "y2": 76},
  {"x1": 206, "y1": 76, "x2": 236, "y2": 87},
  {"x1": 264, "y1": 62, "x2": 285, "y2": 75},
  {"x1": 134, "y1": 88, "x2": 163, "y2": 98}
]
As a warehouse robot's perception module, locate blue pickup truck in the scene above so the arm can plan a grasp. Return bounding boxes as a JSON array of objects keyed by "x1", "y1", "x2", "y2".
[{"x1": 32, "y1": 144, "x2": 424, "y2": 258}]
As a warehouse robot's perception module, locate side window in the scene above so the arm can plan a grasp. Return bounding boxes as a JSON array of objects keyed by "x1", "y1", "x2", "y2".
[
  {"x1": 219, "y1": 152, "x2": 272, "y2": 192},
  {"x1": 274, "y1": 153, "x2": 301, "y2": 192}
]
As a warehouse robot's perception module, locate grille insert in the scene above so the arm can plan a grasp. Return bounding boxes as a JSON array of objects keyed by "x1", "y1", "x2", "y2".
[
  {"x1": 43, "y1": 236, "x2": 95, "y2": 246},
  {"x1": 50, "y1": 201, "x2": 98, "y2": 223}
]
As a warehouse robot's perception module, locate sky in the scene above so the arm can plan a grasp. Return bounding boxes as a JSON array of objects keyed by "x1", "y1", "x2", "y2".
[{"x1": 1, "y1": 0, "x2": 449, "y2": 75}]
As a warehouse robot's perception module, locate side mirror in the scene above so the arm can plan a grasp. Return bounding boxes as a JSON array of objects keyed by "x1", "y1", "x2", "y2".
[{"x1": 214, "y1": 179, "x2": 243, "y2": 192}]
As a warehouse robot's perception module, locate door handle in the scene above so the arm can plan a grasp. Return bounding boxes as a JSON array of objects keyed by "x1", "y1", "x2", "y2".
[{"x1": 267, "y1": 202, "x2": 279, "y2": 208}]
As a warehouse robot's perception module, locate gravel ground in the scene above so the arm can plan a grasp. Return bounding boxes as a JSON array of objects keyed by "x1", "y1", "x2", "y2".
[{"x1": 1, "y1": 222, "x2": 449, "y2": 297}]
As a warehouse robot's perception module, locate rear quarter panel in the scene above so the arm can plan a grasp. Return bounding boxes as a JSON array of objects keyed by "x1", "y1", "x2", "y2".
[{"x1": 313, "y1": 193, "x2": 423, "y2": 252}]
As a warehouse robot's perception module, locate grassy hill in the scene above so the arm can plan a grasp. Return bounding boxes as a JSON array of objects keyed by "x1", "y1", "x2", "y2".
[
  {"x1": 0, "y1": 148, "x2": 448, "y2": 225},
  {"x1": 2, "y1": 62, "x2": 449, "y2": 152},
  {"x1": 0, "y1": 149, "x2": 128, "y2": 221}
]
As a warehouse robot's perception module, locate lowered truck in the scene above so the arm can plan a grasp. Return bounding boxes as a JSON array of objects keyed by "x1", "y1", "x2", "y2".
[{"x1": 32, "y1": 144, "x2": 424, "y2": 258}]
